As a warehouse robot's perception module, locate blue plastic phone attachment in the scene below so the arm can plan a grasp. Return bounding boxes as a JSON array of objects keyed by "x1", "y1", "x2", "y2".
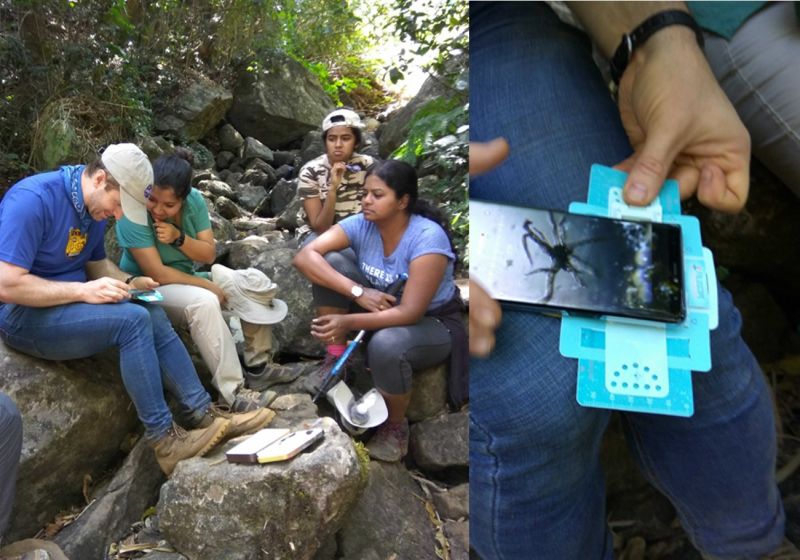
[{"x1": 560, "y1": 165, "x2": 718, "y2": 417}]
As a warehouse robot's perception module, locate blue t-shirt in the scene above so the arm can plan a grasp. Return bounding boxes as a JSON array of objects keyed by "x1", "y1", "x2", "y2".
[
  {"x1": 0, "y1": 168, "x2": 106, "y2": 281},
  {"x1": 338, "y1": 213, "x2": 456, "y2": 309},
  {"x1": 116, "y1": 188, "x2": 211, "y2": 276}
]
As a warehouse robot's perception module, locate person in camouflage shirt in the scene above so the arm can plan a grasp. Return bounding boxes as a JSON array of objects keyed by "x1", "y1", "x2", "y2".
[{"x1": 296, "y1": 109, "x2": 375, "y2": 240}]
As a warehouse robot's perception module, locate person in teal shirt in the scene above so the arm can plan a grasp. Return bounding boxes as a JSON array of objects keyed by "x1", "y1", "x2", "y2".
[{"x1": 116, "y1": 149, "x2": 297, "y2": 412}]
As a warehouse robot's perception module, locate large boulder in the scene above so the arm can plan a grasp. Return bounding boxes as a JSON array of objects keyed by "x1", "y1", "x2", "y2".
[
  {"x1": 0, "y1": 344, "x2": 139, "y2": 540},
  {"x1": 158, "y1": 418, "x2": 364, "y2": 560},
  {"x1": 54, "y1": 438, "x2": 165, "y2": 559},
  {"x1": 410, "y1": 411, "x2": 469, "y2": 472},
  {"x1": 154, "y1": 75, "x2": 233, "y2": 142},
  {"x1": 338, "y1": 461, "x2": 439, "y2": 559},
  {"x1": 227, "y1": 53, "x2": 334, "y2": 148},
  {"x1": 378, "y1": 55, "x2": 468, "y2": 158},
  {"x1": 31, "y1": 99, "x2": 84, "y2": 169}
]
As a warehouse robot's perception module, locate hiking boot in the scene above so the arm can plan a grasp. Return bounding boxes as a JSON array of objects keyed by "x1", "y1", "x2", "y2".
[
  {"x1": 151, "y1": 418, "x2": 230, "y2": 476},
  {"x1": 231, "y1": 387, "x2": 277, "y2": 413},
  {"x1": 366, "y1": 419, "x2": 409, "y2": 462},
  {"x1": 245, "y1": 362, "x2": 309, "y2": 391},
  {"x1": 195, "y1": 403, "x2": 275, "y2": 439},
  {"x1": 303, "y1": 353, "x2": 345, "y2": 396}
]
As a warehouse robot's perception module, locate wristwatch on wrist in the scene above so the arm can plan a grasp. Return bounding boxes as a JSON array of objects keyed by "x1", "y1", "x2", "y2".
[
  {"x1": 170, "y1": 229, "x2": 186, "y2": 248},
  {"x1": 609, "y1": 10, "x2": 704, "y2": 85},
  {"x1": 350, "y1": 284, "x2": 364, "y2": 300}
]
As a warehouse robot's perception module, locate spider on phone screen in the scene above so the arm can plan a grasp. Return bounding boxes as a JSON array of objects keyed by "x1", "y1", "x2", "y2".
[{"x1": 521, "y1": 211, "x2": 600, "y2": 302}]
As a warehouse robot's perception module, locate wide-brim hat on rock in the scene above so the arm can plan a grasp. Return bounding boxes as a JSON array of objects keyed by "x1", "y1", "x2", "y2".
[
  {"x1": 211, "y1": 264, "x2": 288, "y2": 325},
  {"x1": 101, "y1": 143, "x2": 153, "y2": 226}
]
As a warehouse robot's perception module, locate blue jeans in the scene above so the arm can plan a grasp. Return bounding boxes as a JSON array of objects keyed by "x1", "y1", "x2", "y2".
[
  {"x1": 0, "y1": 301, "x2": 211, "y2": 441},
  {"x1": 469, "y1": 3, "x2": 784, "y2": 559}
]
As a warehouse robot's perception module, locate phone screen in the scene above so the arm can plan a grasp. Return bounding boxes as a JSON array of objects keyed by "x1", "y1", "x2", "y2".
[
  {"x1": 129, "y1": 289, "x2": 164, "y2": 303},
  {"x1": 470, "y1": 200, "x2": 685, "y2": 323}
]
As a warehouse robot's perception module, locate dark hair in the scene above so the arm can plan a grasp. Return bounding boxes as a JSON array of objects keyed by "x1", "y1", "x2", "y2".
[
  {"x1": 84, "y1": 158, "x2": 120, "y2": 191},
  {"x1": 366, "y1": 159, "x2": 458, "y2": 264},
  {"x1": 153, "y1": 147, "x2": 194, "y2": 200},
  {"x1": 322, "y1": 127, "x2": 362, "y2": 150}
]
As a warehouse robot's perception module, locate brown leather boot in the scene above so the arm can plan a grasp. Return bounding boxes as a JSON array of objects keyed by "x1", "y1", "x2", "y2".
[
  {"x1": 151, "y1": 418, "x2": 230, "y2": 476},
  {"x1": 194, "y1": 404, "x2": 275, "y2": 439}
]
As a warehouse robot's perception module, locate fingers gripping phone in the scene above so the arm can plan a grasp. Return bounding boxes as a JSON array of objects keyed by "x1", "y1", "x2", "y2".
[{"x1": 470, "y1": 200, "x2": 685, "y2": 323}]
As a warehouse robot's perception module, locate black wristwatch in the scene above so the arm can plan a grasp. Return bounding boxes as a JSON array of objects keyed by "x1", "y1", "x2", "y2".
[
  {"x1": 170, "y1": 229, "x2": 186, "y2": 248},
  {"x1": 609, "y1": 10, "x2": 704, "y2": 85}
]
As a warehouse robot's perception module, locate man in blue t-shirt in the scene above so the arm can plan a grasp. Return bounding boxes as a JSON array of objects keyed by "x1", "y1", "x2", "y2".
[{"x1": 0, "y1": 144, "x2": 273, "y2": 476}]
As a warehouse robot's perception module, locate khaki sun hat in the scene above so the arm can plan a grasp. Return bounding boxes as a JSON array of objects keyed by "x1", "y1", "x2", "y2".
[
  {"x1": 211, "y1": 264, "x2": 288, "y2": 325},
  {"x1": 101, "y1": 143, "x2": 153, "y2": 226}
]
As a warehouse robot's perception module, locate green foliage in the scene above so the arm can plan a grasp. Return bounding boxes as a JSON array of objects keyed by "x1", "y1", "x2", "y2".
[
  {"x1": 393, "y1": 99, "x2": 469, "y2": 268},
  {"x1": 377, "y1": 0, "x2": 467, "y2": 82},
  {"x1": 276, "y1": 0, "x2": 388, "y2": 109}
]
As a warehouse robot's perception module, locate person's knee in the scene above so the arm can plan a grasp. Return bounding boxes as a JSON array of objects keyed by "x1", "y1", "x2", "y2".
[
  {"x1": 367, "y1": 329, "x2": 405, "y2": 369},
  {"x1": 323, "y1": 250, "x2": 358, "y2": 277},
  {"x1": 183, "y1": 289, "x2": 222, "y2": 323},
  {"x1": 366, "y1": 329, "x2": 410, "y2": 393}
]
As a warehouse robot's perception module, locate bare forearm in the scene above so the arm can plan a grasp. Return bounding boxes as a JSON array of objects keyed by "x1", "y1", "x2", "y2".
[
  {"x1": 342, "y1": 305, "x2": 425, "y2": 331},
  {"x1": 293, "y1": 247, "x2": 355, "y2": 298},
  {"x1": 176, "y1": 235, "x2": 215, "y2": 264},
  {"x1": 150, "y1": 264, "x2": 215, "y2": 291},
  {"x1": 567, "y1": 1, "x2": 690, "y2": 58},
  {"x1": 0, "y1": 272, "x2": 87, "y2": 307},
  {"x1": 309, "y1": 196, "x2": 337, "y2": 233}
]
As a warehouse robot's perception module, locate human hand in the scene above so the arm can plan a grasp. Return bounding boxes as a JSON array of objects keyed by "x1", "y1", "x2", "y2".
[
  {"x1": 153, "y1": 220, "x2": 182, "y2": 245},
  {"x1": 468, "y1": 138, "x2": 508, "y2": 356},
  {"x1": 129, "y1": 276, "x2": 159, "y2": 291},
  {"x1": 470, "y1": 279, "x2": 502, "y2": 357},
  {"x1": 83, "y1": 276, "x2": 130, "y2": 304},
  {"x1": 469, "y1": 138, "x2": 510, "y2": 175},
  {"x1": 208, "y1": 282, "x2": 227, "y2": 305},
  {"x1": 331, "y1": 162, "x2": 347, "y2": 191},
  {"x1": 616, "y1": 27, "x2": 750, "y2": 213},
  {"x1": 311, "y1": 314, "x2": 350, "y2": 343},
  {"x1": 356, "y1": 287, "x2": 397, "y2": 312}
]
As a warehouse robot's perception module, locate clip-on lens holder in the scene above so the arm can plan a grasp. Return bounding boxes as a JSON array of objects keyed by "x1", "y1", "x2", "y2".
[{"x1": 560, "y1": 165, "x2": 718, "y2": 417}]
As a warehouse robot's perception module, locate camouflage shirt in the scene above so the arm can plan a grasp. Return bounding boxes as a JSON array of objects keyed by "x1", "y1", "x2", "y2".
[{"x1": 296, "y1": 152, "x2": 375, "y2": 238}]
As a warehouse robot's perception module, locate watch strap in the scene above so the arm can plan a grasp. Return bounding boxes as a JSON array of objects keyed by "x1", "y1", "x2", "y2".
[
  {"x1": 170, "y1": 229, "x2": 186, "y2": 248},
  {"x1": 609, "y1": 10, "x2": 704, "y2": 85}
]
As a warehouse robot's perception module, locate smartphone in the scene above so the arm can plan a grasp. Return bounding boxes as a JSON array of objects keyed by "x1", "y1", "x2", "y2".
[
  {"x1": 129, "y1": 289, "x2": 164, "y2": 303},
  {"x1": 470, "y1": 200, "x2": 685, "y2": 323}
]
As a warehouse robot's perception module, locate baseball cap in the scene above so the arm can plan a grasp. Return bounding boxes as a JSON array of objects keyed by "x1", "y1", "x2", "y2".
[
  {"x1": 101, "y1": 143, "x2": 153, "y2": 226},
  {"x1": 322, "y1": 109, "x2": 364, "y2": 132}
]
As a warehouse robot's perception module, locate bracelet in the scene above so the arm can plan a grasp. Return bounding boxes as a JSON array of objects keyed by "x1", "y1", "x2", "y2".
[
  {"x1": 609, "y1": 10, "x2": 704, "y2": 85},
  {"x1": 125, "y1": 275, "x2": 139, "y2": 285}
]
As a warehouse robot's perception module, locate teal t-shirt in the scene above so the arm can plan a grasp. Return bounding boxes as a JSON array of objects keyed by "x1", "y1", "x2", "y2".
[
  {"x1": 116, "y1": 187, "x2": 211, "y2": 276},
  {"x1": 687, "y1": 1, "x2": 768, "y2": 39}
]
